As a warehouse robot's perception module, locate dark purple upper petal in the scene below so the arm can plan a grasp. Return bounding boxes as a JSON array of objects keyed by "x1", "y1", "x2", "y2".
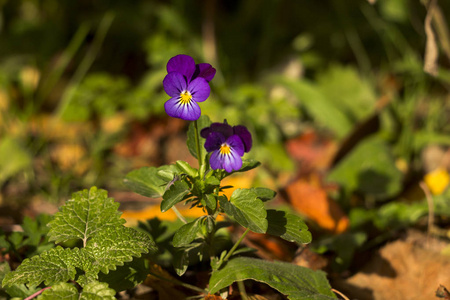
[
  {"x1": 200, "y1": 122, "x2": 233, "y2": 139},
  {"x1": 188, "y1": 77, "x2": 210, "y2": 103},
  {"x1": 226, "y1": 135, "x2": 245, "y2": 156},
  {"x1": 163, "y1": 72, "x2": 187, "y2": 97},
  {"x1": 233, "y1": 125, "x2": 252, "y2": 153},
  {"x1": 166, "y1": 55, "x2": 196, "y2": 82},
  {"x1": 164, "y1": 97, "x2": 201, "y2": 121},
  {"x1": 204, "y1": 132, "x2": 225, "y2": 152},
  {"x1": 193, "y1": 63, "x2": 216, "y2": 82}
]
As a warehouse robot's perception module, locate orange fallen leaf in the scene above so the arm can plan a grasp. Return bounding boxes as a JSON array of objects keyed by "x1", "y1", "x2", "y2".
[
  {"x1": 204, "y1": 294, "x2": 224, "y2": 300},
  {"x1": 286, "y1": 130, "x2": 337, "y2": 173},
  {"x1": 284, "y1": 173, "x2": 348, "y2": 233}
]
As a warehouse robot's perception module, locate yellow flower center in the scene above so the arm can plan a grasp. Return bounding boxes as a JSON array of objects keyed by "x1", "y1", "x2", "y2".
[
  {"x1": 220, "y1": 143, "x2": 231, "y2": 155},
  {"x1": 179, "y1": 91, "x2": 192, "y2": 105}
]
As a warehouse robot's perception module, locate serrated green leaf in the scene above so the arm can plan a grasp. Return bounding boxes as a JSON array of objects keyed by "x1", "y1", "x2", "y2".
[
  {"x1": 0, "y1": 262, "x2": 11, "y2": 287},
  {"x1": 84, "y1": 226, "x2": 156, "y2": 274},
  {"x1": 172, "y1": 217, "x2": 204, "y2": 247},
  {"x1": 38, "y1": 281, "x2": 115, "y2": 300},
  {"x1": 266, "y1": 210, "x2": 312, "y2": 244},
  {"x1": 252, "y1": 187, "x2": 277, "y2": 202},
  {"x1": 2, "y1": 247, "x2": 85, "y2": 287},
  {"x1": 209, "y1": 257, "x2": 337, "y2": 299},
  {"x1": 161, "y1": 180, "x2": 190, "y2": 212},
  {"x1": 123, "y1": 165, "x2": 179, "y2": 198},
  {"x1": 38, "y1": 282, "x2": 78, "y2": 300},
  {"x1": 80, "y1": 281, "x2": 116, "y2": 299},
  {"x1": 47, "y1": 187, "x2": 124, "y2": 245},
  {"x1": 187, "y1": 115, "x2": 212, "y2": 159},
  {"x1": 219, "y1": 189, "x2": 267, "y2": 233}
]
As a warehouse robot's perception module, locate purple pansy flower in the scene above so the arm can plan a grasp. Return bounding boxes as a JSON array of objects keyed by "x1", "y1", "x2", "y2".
[
  {"x1": 163, "y1": 55, "x2": 216, "y2": 121},
  {"x1": 202, "y1": 121, "x2": 252, "y2": 173}
]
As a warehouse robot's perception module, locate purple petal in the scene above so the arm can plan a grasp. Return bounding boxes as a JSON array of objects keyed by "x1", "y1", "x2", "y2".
[
  {"x1": 164, "y1": 97, "x2": 201, "y2": 121},
  {"x1": 163, "y1": 72, "x2": 187, "y2": 97},
  {"x1": 209, "y1": 145, "x2": 243, "y2": 172},
  {"x1": 204, "y1": 132, "x2": 225, "y2": 152},
  {"x1": 209, "y1": 150, "x2": 222, "y2": 170},
  {"x1": 233, "y1": 125, "x2": 252, "y2": 152},
  {"x1": 188, "y1": 77, "x2": 210, "y2": 102},
  {"x1": 166, "y1": 55, "x2": 196, "y2": 82},
  {"x1": 226, "y1": 135, "x2": 245, "y2": 156},
  {"x1": 193, "y1": 63, "x2": 216, "y2": 82},
  {"x1": 223, "y1": 150, "x2": 243, "y2": 172},
  {"x1": 200, "y1": 122, "x2": 233, "y2": 139}
]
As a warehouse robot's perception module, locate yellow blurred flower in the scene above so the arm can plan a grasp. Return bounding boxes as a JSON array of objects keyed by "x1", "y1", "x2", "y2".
[
  {"x1": 50, "y1": 143, "x2": 90, "y2": 175},
  {"x1": 424, "y1": 167, "x2": 450, "y2": 195},
  {"x1": 20, "y1": 66, "x2": 40, "y2": 91}
]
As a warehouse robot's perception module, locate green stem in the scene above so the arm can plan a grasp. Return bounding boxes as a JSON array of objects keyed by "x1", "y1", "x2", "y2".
[
  {"x1": 148, "y1": 271, "x2": 207, "y2": 294},
  {"x1": 172, "y1": 206, "x2": 187, "y2": 224},
  {"x1": 193, "y1": 120, "x2": 204, "y2": 179},
  {"x1": 237, "y1": 281, "x2": 249, "y2": 300},
  {"x1": 223, "y1": 228, "x2": 250, "y2": 263}
]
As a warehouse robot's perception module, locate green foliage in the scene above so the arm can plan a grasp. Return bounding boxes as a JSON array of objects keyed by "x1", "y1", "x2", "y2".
[
  {"x1": 0, "y1": 137, "x2": 32, "y2": 185},
  {"x1": 0, "y1": 214, "x2": 53, "y2": 259},
  {"x1": 124, "y1": 165, "x2": 179, "y2": 198},
  {"x1": 208, "y1": 257, "x2": 337, "y2": 299},
  {"x1": 219, "y1": 189, "x2": 268, "y2": 234},
  {"x1": 38, "y1": 281, "x2": 116, "y2": 300},
  {"x1": 47, "y1": 187, "x2": 125, "y2": 245},
  {"x1": 172, "y1": 217, "x2": 204, "y2": 247},
  {"x1": 2, "y1": 187, "x2": 156, "y2": 296},
  {"x1": 161, "y1": 180, "x2": 191, "y2": 212},
  {"x1": 266, "y1": 210, "x2": 312, "y2": 244},
  {"x1": 327, "y1": 136, "x2": 403, "y2": 201},
  {"x1": 277, "y1": 77, "x2": 353, "y2": 139}
]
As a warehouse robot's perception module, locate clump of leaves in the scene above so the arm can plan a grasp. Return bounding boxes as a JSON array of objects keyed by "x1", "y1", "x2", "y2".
[
  {"x1": 125, "y1": 116, "x2": 337, "y2": 299},
  {"x1": 1, "y1": 187, "x2": 156, "y2": 299}
]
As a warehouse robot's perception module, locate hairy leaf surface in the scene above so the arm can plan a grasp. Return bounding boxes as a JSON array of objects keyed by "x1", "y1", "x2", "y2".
[
  {"x1": 2, "y1": 247, "x2": 88, "y2": 287},
  {"x1": 38, "y1": 281, "x2": 116, "y2": 299},
  {"x1": 47, "y1": 187, "x2": 124, "y2": 245},
  {"x1": 85, "y1": 226, "x2": 156, "y2": 274}
]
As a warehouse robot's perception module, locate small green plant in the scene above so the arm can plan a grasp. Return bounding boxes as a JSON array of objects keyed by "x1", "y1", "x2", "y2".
[
  {"x1": 1, "y1": 187, "x2": 155, "y2": 299},
  {"x1": 122, "y1": 55, "x2": 337, "y2": 299}
]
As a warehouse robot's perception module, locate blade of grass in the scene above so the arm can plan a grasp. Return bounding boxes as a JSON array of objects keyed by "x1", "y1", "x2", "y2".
[
  {"x1": 55, "y1": 11, "x2": 115, "y2": 117},
  {"x1": 37, "y1": 23, "x2": 90, "y2": 105}
]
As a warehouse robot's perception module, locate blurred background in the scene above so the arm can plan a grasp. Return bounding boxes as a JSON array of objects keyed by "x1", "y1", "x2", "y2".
[{"x1": 1, "y1": 0, "x2": 450, "y2": 298}]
